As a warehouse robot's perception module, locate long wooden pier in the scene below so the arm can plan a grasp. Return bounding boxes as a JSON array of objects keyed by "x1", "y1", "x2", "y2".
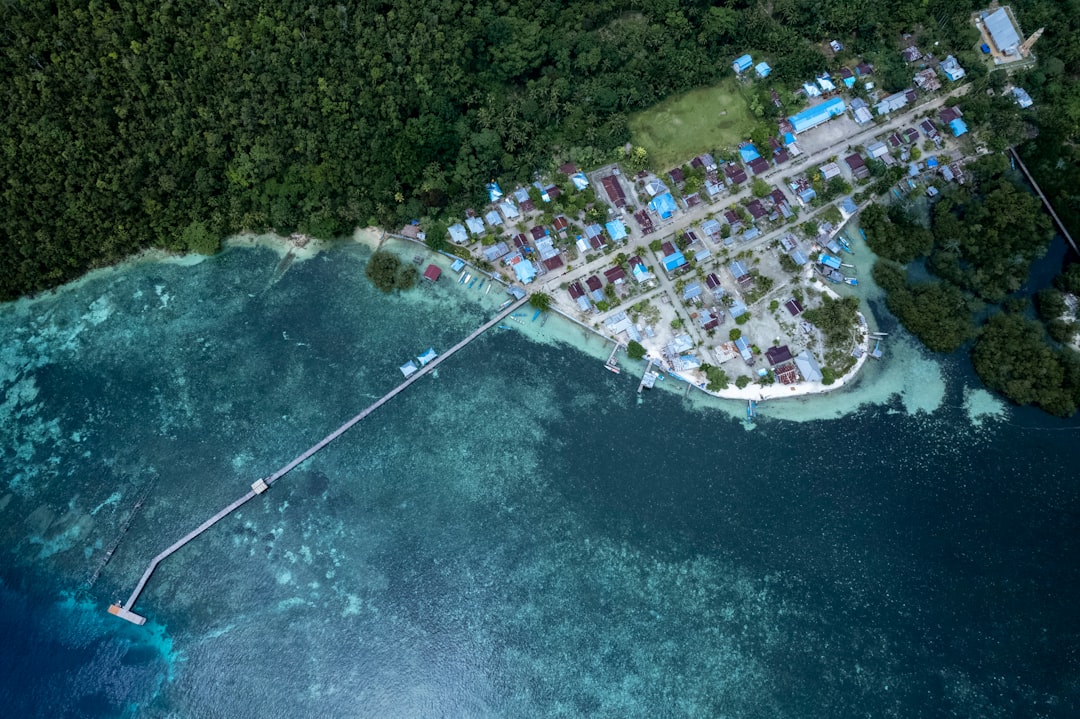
[
  {"x1": 1009, "y1": 147, "x2": 1078, "y2": 255},
  {"x1": 109, "y1": 295, "x2": 530, "y2": 625}
]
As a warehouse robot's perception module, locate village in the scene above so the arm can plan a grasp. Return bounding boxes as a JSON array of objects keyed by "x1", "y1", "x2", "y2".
[{"x1": 404, "y1": 6, "x2": 1039, "y2": 400}]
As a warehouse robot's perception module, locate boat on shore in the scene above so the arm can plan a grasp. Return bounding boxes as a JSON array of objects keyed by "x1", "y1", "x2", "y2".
[
  {"x1": 838, "y1": 236, "x2": 854, "y2": 254},
  {"x1": 844, "y1": 277, "x2": 858, "y2": 286}
]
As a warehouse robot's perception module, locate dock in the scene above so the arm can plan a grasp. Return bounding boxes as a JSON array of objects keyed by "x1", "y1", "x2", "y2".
[
  {"x1": 637, "y1": 359, "x2": 657, "y2": 393},
  {"x1": 108, "y1": 295, "x2": 530, "y2": 625}
]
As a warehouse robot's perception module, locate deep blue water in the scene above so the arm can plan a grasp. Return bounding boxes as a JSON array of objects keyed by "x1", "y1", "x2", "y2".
[{"x1": 1, "y1": 243, "x2": 1078, "y2": 717}]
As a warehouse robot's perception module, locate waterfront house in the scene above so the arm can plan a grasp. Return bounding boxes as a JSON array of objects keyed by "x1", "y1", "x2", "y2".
[
  {"x1": 448, "y1": 223, "x2": 469, "y2": 244},
  {"x1": 795, "y1": 349, "x2": 823, "y2": 382},
  {"x1": 422, "y1": 264, "x2": 441, "y2": 282},
  {"x1": 483, "y1": 242, "x2": 510, "y2": 262},
  {"x1": 513, "y1": 258, "x2": 537, "y2": 283}
]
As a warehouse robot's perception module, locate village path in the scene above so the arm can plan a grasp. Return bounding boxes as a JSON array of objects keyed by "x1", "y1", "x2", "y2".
[{"x1": 546, "y1": 82, "x2": 972, "y2": 302}]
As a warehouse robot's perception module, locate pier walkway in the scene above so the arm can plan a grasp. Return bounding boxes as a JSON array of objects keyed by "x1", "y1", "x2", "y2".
[{"x1": 109, "y1": 295, "x2": 530, "y2": 625}]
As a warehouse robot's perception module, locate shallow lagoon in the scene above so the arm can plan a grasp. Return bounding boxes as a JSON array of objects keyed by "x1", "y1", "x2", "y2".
[{"x1": 1, "y1": 243, "x2": 1077, "y2": 717}]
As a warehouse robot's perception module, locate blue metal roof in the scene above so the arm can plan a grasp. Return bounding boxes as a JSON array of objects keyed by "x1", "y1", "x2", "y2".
[
  {"x1": 648, "y1": 193, "x2": 678, "y2": 219},
  {"x1": 739, "y1": 144, "x2": 761, "y2": 163},
  {"x1": 985, "y1": 8, "x2": 1020, "y2": 53},
  {"x1": 949, "y1": 118, "x2": 968, "y2": 136},
  {"x1": 605, "y1": 220, "x2": 627, "y2": 241},
  {"x1": 788, "y1": 97, "x2": 847, "y2": 134},
  {"x1": 663, "y1": 252, "x2": 686, "y2": 272},
  {"x1": 733, "y1": 54, "x2": 753, "y2": 72}
]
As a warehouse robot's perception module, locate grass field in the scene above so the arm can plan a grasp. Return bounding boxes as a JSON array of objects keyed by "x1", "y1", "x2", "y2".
[{"x1": 629, "y1": 78, "x2": 757, "y2": 172}]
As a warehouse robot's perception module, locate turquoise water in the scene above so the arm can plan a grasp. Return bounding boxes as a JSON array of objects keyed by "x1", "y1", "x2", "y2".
[{"x1": 2, "y1": 243, "x2": 1078, "y2": 717}]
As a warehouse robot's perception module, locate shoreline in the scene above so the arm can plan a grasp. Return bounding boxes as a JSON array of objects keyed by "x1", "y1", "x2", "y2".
[{"x1": 6, "y1": 225, "x2": 871, "y2": 406}]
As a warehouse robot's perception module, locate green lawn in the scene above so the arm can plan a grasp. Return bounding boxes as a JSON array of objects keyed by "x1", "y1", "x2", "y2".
[{"x1": 629, "y1": 78, "x2": 757, "y2": 172}]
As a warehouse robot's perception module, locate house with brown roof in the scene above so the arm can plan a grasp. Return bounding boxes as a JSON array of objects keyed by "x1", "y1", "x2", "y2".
[
  {"x1": 604, "y1": 265, "x2": 626, "y2": 284},
  {"x1": 724, "y1": 163, "x2": 748, "y2": 185},
  {"x1": 634, "y1": 209, "x2": 655, "y2": 234},
  {"x1": 845, "y1": 153, "x2": 870, "y2": 180},
  {"x1": 747, "y1": 199, "x2": 768, "y2": 220},
  {"x1": 601, "y1": 175, "x2": 627, "y2": 208},
  {"x1": 748, "y1": 157, "x2": 770, "y2": 176}
]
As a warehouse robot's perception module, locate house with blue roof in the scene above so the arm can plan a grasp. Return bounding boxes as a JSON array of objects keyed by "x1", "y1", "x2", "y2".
[
  {"x1": 694, "y1": 247, "x2": 712, "y2": 263},
  {"x1": 787, "y1": 97, "x2": 846, "y2": 134},
  {"x1": 783, "y1": 132, "x2": 796, "y2": 146},
  {"x1": 514, "y1": 259, "x2": 537, "y2": 284},
  {"x1": 513, "y1": 187, "x2": 530, "y2": 204},
  {"x1": 755, "y1": 61, "x2": 771, "y2": 78},
  {"x1": 949, "y1": 118, "x2": 968, "y2": 137},
  {"x1": 632, "y1": 263, "x2": 654, "y2": 284},
  {"x1": 802, "y1": 82, "x2": 822, "y2": 98},
  {"x1": 816, "y1": 74, "x2": 836, "y2": 93},
  {"x1": 448, "y1": 223, "x2": 468, "y2": 244},
  {"x1": 701, "y1": 218, "x2": 722, "y2": 239},
  {"x1": 683, "y1": 282, "x2": 703, "y2": 301},
  {"x1": 499, "y1": 199, "x2": 520, "y2": 221},
  {"x1": 732, "y1": 54, "x2": 753, "y2": 74},
  {"x1": 926, "y1": 156, "x2": 939, "y2": 169},
  {"x1": 739, "y1": 144, "x2": 761, "y2": 163},
  {"x1": 663, "y1": 251, "x2": 687, "y2": 273},
  {"x1": 605, "y1": 220, "x2": 627, "y2": 242},
  {"x1": 465, "y1": 216, "x2": 485, "y2": 235},
  {"x1": 648, "y1": 193, "x2": 678, "y2": 220},
  {"x1": 570, "y1": 172, "x2": 590, "y2": 191},
  {"x1": 742, "y1": 227, "x2": 761, "y2": 242},
  {"x1": 484, "y1": 210, "x2": 503, "y2": 227},
  {"x1": 486, "y1": 182, "x2": 503, "y2": 203},
  {"x1": 940, "y1": 55, "x2": 965, "y2": 81},
  {"x1": 840, "y1": 197, "x2": 858, "y2": 215},
  {"x1": 734, "y1": 337, "x2": 753, "y2": 362}
]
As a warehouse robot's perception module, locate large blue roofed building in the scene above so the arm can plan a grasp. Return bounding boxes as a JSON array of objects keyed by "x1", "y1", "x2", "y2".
[
  {"x1": 787, "y1": 97, "x2": 847, "y2": 134},
  {"x1": 739, "y1": 144, "x2": 761, "y2": 163},
  {"x1": 732, "y1": 54, "x2": 753, "y2": 74}
]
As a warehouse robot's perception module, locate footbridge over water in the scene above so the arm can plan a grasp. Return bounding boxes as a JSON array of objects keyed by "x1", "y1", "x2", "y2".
[{"x1": 109, "y1": 295, "x2": 530, "y2": 625}]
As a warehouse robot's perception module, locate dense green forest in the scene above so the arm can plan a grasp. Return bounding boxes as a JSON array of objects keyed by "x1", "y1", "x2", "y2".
[{"x1": 2, "y1": 0, "x2": 1079, "y2": 302}]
